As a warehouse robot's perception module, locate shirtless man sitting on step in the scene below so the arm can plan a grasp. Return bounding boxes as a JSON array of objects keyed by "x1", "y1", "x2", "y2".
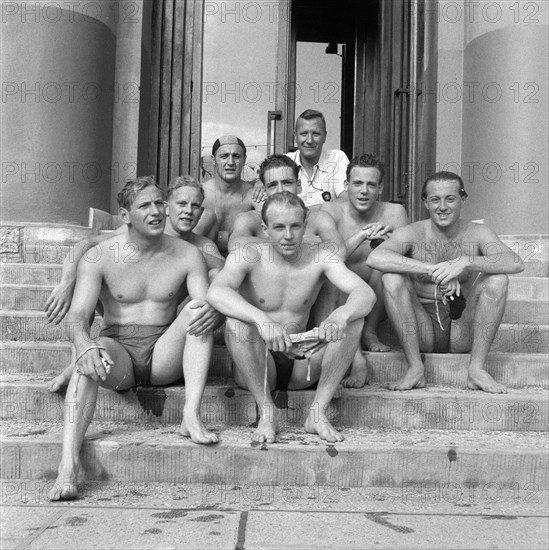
[
  {"x1": 321, "y1": 154, "x2": 409, "y2": 387},
  {"x1": 48, "y1": 177, "x2": 219, "y2": 501},
  {"x1": 367, "y1": 171, "x2": 524, "y2": 393},
  {"x1": 207, "y1": 192, "x2": 375, "y2": 443},
  {"x1": 46, "y1": 176, "x2": 224, "y2": 392}
]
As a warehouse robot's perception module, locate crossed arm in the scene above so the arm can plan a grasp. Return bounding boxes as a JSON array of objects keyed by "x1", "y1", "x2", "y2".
[{"x1": 367, "y1": 223, "x2": 525, "y2": 290}]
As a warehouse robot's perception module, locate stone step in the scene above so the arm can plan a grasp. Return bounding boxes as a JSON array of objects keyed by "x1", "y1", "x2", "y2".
[
  {"x1": 0, "y1": 222, "x2": 98, "y2": 264},
  {"x1": 0, "y1": 342, "x2": 232, "y2": 379},
  {"x1": 489, "y1": 323, "x2": 549, "y2": 353},
  {"x1": 3, "y1": 310, "x2": 548, "y2": 353},
  {"x1": 500, "y1": 235, "x2": 549, "y2": 278},
  {"x1": 0, "y1": 310, "x2": 102, "y2": 342},
  {"x1": 0, "y1": 263, "x2": 63, "y2": 285},
  {"x1": 2, "y1": 342, "x2": 547, "y2": 389},
  {"x1": 1, "y1": 422, "x2": 547, "y2": 489},
  {"x1": 507, "y1": 277, "x2": 549, "y2": 301},
  {"x1": 1, "y1": 382, "x2": 547, "y2": 432}
]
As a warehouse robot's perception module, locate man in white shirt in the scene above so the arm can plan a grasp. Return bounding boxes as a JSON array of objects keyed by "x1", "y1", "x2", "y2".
[{"x1": 286, "y1": 109, "x2": 349, "y2": 207}]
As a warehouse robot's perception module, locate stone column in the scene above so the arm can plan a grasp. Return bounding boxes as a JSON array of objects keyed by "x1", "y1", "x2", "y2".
[{"x1": 110, "y1": 0, "x2": 144, "y2": 212}]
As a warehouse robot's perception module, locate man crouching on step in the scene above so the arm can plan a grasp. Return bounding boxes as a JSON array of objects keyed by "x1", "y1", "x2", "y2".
[
  {"x1": 207, "y1": 192, "x2": 375, "y2": 443},
  {"x1": 49, "y1": 177, "x2": 221, "y2": 501}
]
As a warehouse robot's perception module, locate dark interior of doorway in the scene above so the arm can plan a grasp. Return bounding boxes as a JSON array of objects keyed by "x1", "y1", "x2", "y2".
[{"x1": 292, "y1": 0, "x2": 378, "y2": 159}]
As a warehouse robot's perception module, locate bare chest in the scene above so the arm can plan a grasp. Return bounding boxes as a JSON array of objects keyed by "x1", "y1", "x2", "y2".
[
  {"x1": 243, "y1": 258, "x2": 322, "y2": 313},
  {"x1": 410, "y1": 238, "x2": 479, "y2": 264},
  {"x1": 101, "y1": 261, "x2": 187, "y2": 305}
]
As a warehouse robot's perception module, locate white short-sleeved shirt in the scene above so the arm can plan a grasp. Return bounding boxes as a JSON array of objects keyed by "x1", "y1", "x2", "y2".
[{"x1": 286, "y1": 148, "x2": 349, "y2": 207}]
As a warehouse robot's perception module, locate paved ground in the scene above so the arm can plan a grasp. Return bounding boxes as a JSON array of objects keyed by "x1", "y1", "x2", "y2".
[{"x1": 2, "y1": 483, "x2": 547, "y2": 549}]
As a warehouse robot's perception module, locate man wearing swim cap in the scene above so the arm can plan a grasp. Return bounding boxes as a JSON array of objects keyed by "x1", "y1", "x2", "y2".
[{"x1": 195, "y1": 135, "x2": 263, "y2": 254}]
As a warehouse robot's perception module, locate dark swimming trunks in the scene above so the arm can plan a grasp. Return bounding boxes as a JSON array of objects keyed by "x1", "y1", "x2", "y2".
[
  {"x1": 422, "y1": 302, "x2": 451, "y2": 352},
  {"x1": 269, "y1": 350, "x2": 320, "y2": 391},
  {"x1": 100, "y1": 324, "x2": 170, "y2": 386},
  {"x1": 270, "y1": 350, "x2": 295, "y2": 391}
]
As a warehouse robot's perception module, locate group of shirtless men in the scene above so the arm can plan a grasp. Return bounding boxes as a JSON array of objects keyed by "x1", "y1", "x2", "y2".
[{"x1": 45, "y1": 109, "x2": 524, "y2": 500}]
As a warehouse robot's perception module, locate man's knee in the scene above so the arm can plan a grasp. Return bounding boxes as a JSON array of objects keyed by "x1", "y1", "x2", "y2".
[
  {"x1": 382, "y1": 273, "x2": 407, "y2": 295},
  {"x1": 482, "y1": 274, "x2": 509, "y2": 299}
]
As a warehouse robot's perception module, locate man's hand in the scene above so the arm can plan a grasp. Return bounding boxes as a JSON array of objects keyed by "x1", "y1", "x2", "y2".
[
  {"x1": 439, "y1": 278, "x2": 461, "y2": 299},
  {"x1": 360, "y1": 222, "x2": 392, "y2": 242},
  {"x1": 257, "y1": 319, "x2": 292, "y2": 353},
  {"x1": 429, "y1": 257, "x2": 469, "y2": 287},
  {"x1": 45, "y1": 280, "x2": 76, "y2": 324},
  {"x1": 75, "y1": 345, "x2": 113, "y2": 383},
  {"x1": 251, "y1": 179, "x2": 267, "y2": 203},
  {"x1": 187, "y1": 301, "x2": 225, "y2": 336},
  {"x1": 318, "y1": 307, "x2": 349, "y2": 342}
]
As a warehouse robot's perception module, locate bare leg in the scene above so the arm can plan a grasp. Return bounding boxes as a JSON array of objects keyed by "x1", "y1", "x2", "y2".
[
  {"x1": 225, "y1": 318, "x2": 279, "y2": 443},
  {"x1": 363, "y1": 269, "x2": 391, "y2": 352},
  {"x1": 303, "y1": 318, "x2": 363, "y2": 442},
  {"x1": 382, "y1": 273, "x2": 433, "y2": 390},
  {"x1": 48, "y1": 311, "x2": 97, "y2": 393},
  {"x1": 47, "y1": 374, "x2": 98, "y2": 501},
  {"x1": 152, "y1": 301, "x2": 218, "y2": 444},
  {"x1": 341, "y1": 348, "x2": 369, "y2": 388},
  {"x1": 452, "y1": 274, "x2": 508, "y2": 393},
  {"x1": 48, "y1": 338, "x2": 134, "y2": 501}
]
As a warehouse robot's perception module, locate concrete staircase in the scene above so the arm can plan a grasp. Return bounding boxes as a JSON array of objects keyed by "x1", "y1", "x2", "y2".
[{"x1": 1, "y1": 222, "x2": 548, "y2": 493}]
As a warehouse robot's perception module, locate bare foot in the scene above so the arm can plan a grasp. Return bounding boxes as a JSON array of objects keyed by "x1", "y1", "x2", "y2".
[
  {"x1": 48, "y1": 468, "x2": 78, "y2": 501},
  {"x1": 342, "y1": 351, "x2": 369, "y2": 388},
  {"x1": 252, "y1": 415, "x2": 279, "y2": 444},
  {"x1": 388, "y1": 366, "x2": 426, "y2": 391},
  {"x1": 47, "y1": 368, "x2": 72, "y2": 393},
  {"x1": 467, "y1": 370, "x2": 507, "y2": 394},
  {"x1": 363, "y1": 331, "x2": 391, "y2": 353},
  {"x1": 179, "y1": 412, "x2": 218, "y2": 444},
  {"x1": 304, "y1": 412, "x2": 344, "y2": 443}
]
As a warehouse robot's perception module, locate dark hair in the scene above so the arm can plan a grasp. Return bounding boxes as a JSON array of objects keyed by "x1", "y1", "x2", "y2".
[
  {"x1": 296, "y1": 109, "x2": 326, "y2": 131},
  {"x1": 346, "y1": 153, "x2": 385, "y2": 182},
  {"x1": 421, "y1": 171, "x2": 468, "y2": 200},
  {"x1": 167, "y1": 175, "x2": 204, "y2": 200},
  {"x1": 117, "y1": 176, "x2": 161, "y2": 210},
  {"x1": 261, "y1": 191, "x2": 308, "y2": 225},
  {"x1": 211, "y1": 135, "x2": 247, "y2": 156},
  {"x1": 258, "y1": 154, "x2": 299, "y2": 184}
]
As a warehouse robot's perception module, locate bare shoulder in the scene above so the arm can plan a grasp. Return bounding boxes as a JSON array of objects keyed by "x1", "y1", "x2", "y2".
[
  {"x1": 391, "y1": 219, "x2": 426, "y2": 242},
  {"x1": 318, "y1": 200, "x2": 343, "y2": 220},
  {"x1": 460, "y1": 220, "x2": 501, "y2": 243},
  {"x1": 234, "y1": 210, "x2": 261, "y2": 229},
  {"x1": 378, "y1": 202, "x2": 409, "y2": 225},
  {"x1": 202, "y1": 178, "x2": 215, "y2": 191},
  {"x1": 162, "y1": 234, "x2": 202, "y2": 261}
]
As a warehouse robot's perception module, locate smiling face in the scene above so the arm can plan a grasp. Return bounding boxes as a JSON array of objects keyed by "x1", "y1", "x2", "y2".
[
  {"x1": 167, "y1": 186, "x2": 204, "y2": 234},
  {"x1": 262, "y1": 203, "x2": 307, "y2": 260},
  {"x1": 263, "y1": 166, "x2": 301, "y2": 197},
  {"x1": 213, "y1": 144, "x2": 246, "y2": 183},
  {"x1": 294, "y1": 117, "x2": 327, "y2": 164},
  {"x1": 121, "y1": 185, "x2": 166, "y2": 236},
  {"x1": 346, "y1": 166, "x2": 383, "y2": 214},
  {"x1": 423, "y1": 178, "x2": 464, "y2": 228}
]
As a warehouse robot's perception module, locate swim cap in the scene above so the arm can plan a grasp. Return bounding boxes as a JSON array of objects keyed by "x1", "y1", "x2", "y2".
[{"x1": 212, "y1": 135, "x2": 247, "y2": 156}]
